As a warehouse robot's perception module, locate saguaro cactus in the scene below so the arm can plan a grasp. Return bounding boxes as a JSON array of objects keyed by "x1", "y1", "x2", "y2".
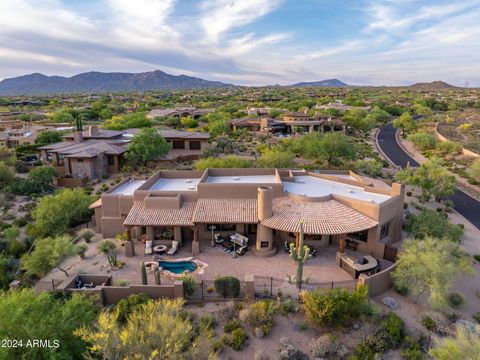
[
  {"x1": 289, "y1": 220, "x2": 311, "y2": 289},
  {"x1": 141, "y1": 261, "x2": 148, "y2": 285}
]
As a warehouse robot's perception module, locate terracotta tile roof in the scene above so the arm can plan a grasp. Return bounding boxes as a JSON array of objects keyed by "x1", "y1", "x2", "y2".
[
  {"x1": 261, "y1": 197, "x2": 378, "y2": 235},
  {"x1": 193, "y1": 199, "x2": 258, "y2": 224},
  {"x1": 123, "y1": 201, "x2": 196, "y2": 226},
  {"x1": 89, "y1": 198, "x2": 102, "y2": 209}
]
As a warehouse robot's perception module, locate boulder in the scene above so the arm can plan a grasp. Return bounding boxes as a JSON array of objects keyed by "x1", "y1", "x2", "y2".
[{"x1": 381, "y1": 296, "x2": 398, "y2": 309}]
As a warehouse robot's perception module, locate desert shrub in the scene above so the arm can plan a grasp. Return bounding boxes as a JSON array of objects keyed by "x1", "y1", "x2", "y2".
[
  {"x1": 13, "y1": 217, "x2": 28, "y2": 228},
  {"x1": 279, "y1": 299, "x2": 298, "y2": 315},
  {"x1": 422, "y1": 315, "x2": 437, "y2": 331},
  {"x1": 381, "y1": 312, "x2": 405, "y2": 347},
  {"x1": 400, "y1": 336, "x2": 426, "y2": 360},
  {"x1": 308, "y1": 334, "x2": 338, "y2": 358},
  {"x1": 179, "y1": 274, "x2": 197, "y2": 296},
  {"x1": 394, "y1": 282, "x2": 409, "y2": 296},
  {"x1": 7, "y1": 239, "x2": 25, "y2": 258},
  {"x1": 224, "y1": 318, "x2": 242, "y2": 333},
  {"x1": 472, "y1": 312, "x2": 480, "y2": 324},
  {"x1": 243, "y1": 300, "x2": 277, "y2": 338},
  {"x1": 214, "y1": 276, "x2": 240, "y2": 298},
  {"x1": 230, "y1": 328, "x2": 247, "y2": 351},
  {"x1": 408, "y1": 132, "x2": 437, "y2": 150},
  {"x1": 301, "y1": 285, "x2": 369, "y2": 327},
  {"x1": 79, "y1": 229, "x2": 95, "y2": 243},
  {"x1": 217, "y1": 300, "x2": 239, "y2": 323},
  {"x1": 115, "y1": 293, "x2": 150, "y2": 323},
  {"x1": 474, "y1": 254, "x2": 480, "y2": 262},
  {"x1": 447, "y1": 292, "x2": 465, "y2": 308},
  {"x1": 197, "y1": 314, "x2": 216, "y2": 331}
]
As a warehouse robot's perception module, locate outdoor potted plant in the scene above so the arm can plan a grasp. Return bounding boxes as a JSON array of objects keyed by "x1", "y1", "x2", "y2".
[{"x1": 76, "y1": 244, "x2": 89, "y2": 259}]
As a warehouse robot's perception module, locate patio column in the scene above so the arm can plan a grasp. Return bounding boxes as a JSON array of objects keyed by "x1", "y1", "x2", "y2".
[
  {"x1": 338, "y1": 234, "x2": 346, "y2": 253},
  {"x1": 254, "y1": 186, "x2": 276, "y2": 257},
  {"x1": 125, "y1": 226, "x2": 135, "y2": 257},
  {"x1": 146, "y1": 226, "x2": 154, "y2": 242},
  {"x1": 192, "y1": 225, "x2": 200, "y2": 257}
]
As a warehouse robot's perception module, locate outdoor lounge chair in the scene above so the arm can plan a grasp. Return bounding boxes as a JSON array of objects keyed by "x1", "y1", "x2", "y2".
[
  {"x1": 310, "y1": 248, "x2": 317, "y2": 257},
  {"x1": 145, "y1": 240, "x2": 153, "y2": 255},
  {"x1": 284, "y1": 241, "x2": 292, "y2": 253},
  {"x1": 214, "y1": 233, "x2": 225, "y2": 245},
  {"x1": 236, "y1": 245, "x2": 248, "y2": 256},
  {"x1": 167, "y1": 240, "x2": 179, "y2": 255}
]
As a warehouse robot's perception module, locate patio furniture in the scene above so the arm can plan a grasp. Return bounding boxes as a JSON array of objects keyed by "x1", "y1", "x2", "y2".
[
  {"x1": 236, "y1": 245, "x2": 248, "y2": 256},
  {"x1": 230, "y1": 233, "x2": 248, "y2": 247},
  {"x1": 145, "y1": 261, "x2": 159, "y2": 272},
  {"x1": 339, "y1": 254, "x2": 378, "y2": 279},
  {"x1": 222, "y1": 240, "x2": 234, "y2": 251},
  {"x1": 346, "y1": 239, "x2": 358, "y2": 251},
  {"x1": 145, "y1": 240, "x2": 153, "y2": 255},
  {"x1": 214, "y1": 233, "x2": 225, "y2": 246},
  {"x1": 310, "y1": 248, "x2": 317, "y2": 257},
  {"x1": 153, "y1": 245, "x2": 167, "y2": 255},
  {"x1": 167, "y1": 240, "x2": 179, "y2": 255},
  {"x1": 284, "y1": 241, "x2": 292, "y2": 253}
]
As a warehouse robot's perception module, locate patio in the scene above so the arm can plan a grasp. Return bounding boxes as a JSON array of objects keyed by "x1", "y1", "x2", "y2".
[{"x1": 41, "y1": 237, "x2": 392, "y2": 288}]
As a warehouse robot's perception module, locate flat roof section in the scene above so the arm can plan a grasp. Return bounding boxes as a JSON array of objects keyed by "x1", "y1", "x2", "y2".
[
  {"x1": 111, "y1": 179, "x2": 147, "y2": 195},
  {"x1": 283, "y1": 176, "x2": 390, "y2": 204},
  {"x1": 206, "y1": 175, "x2": 277, "y2": 184},
  {"x1": 150, "y1": 178, "x2": 201, "y2": 191}
]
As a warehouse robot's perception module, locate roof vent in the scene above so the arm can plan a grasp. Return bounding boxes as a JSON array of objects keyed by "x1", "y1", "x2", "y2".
[
  {"x1": 296, "y1": 179, "x2": 305, "y2": 183},
  {"x1": 348, "y1": 189, "x2": 354, "y2": 193},
  {"x1": 233, "y1": 177, "x2": 240, "y2": 181},
  {"x1": 188, "y1": 186, "x2": 196, "y2": 191},
  {"x1": 185, "y1": 179, "x2": 192, "y2": 183},
  {"x1": 370, "y1": 199, "x2": 375, "y2": 203}
]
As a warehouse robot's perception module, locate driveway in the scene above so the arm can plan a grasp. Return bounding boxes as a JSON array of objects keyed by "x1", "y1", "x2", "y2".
[{"x1": 378, "y1": 124, "x2": 480, "y2": 230}]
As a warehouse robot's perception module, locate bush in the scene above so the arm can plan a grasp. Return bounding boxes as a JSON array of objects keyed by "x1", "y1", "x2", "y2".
[
  {"x1": 394, "y1": 282, "x2": 409, "y2": 296},
  {"x1": 179, "y1": 274, "x2": 197, "y2": 296},
  {"x1": 79, "y1": 229, "x2": 95, "y2": 243},
  {"x1": 197, "y1": 314, "x2": 216, "y2": 331},
  {"x1": 301, "y1": 285, "x2": 369, "y2": 327},
  {"x1": 381, "y1": 312, "x2": 405, "y2": 347},
  {"x1": 230, "y1": 328, "x2": 247, "y2": 351},
  {"x1": 7, "y1": 239, "x2": 25, "y2": 258},
  {"x1": 422, "y1": 315, "x2": 437, "y2": 331},
  {"x1": 447, "y1": 292, "x2": 465, "y2": 308},
  {"x1": 308, "y1": 334, "x2": 338, "y2": 358},
  {"x1": 224, "y1": 318, "x2": 241, "y2": 333},
  {"x1": 243, "y1": 300, "x2": 277, "y2": 338},
  {"x1": 474, "y1": 255, "x2": 480, "y2": 262},
  {"x1": 400, "y1": 336, "x2": 426, "y2": 360},
  {"x1": 115, "y1": 293, "x2": 150, "y2": 323},
  {"x1": 13, "y1": 217, "x2": 28, "y2": 228},
  {"x1": 279, "y1": 299, "x2": 298, "y2": 315},
  {"x1": 214, "y1": 276, "x2": 240, "y2": 298},
  {"x1": 472, "y1": 312, "x2": 480, "y2": 324},
  {"x1": 217, "y1": 300, "x2": 239, "y2": 323}
]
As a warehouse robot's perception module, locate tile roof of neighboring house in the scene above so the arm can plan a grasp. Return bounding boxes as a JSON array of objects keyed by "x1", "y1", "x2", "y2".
[
  {"x1": 192, "y1": 199, "x2": 258, "y2": 224},
  {"x1": 124, "y1": 201, "x2": 196, "y2": 226},
  {"x1": 89, "y1": 198, "x2": 102, "y2": 209},
  {"x1": 261, "y1": 197, "x2": 378, "y2": 235},
  {"x1": 63, "y1": 128, "x2": 125, "y2": 139},
  {"x1": 284, "y1": 112, "x2": 309, "y2": 117}
]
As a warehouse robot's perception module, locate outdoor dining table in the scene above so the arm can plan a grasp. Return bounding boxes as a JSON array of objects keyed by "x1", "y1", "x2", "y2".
[{"x1": 153, "y1": 245, "x2": 168, "y2": 254}]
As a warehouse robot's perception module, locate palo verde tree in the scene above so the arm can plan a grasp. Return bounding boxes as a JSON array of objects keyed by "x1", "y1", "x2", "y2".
[
  {"x1": 289, "y1": 220, "x2": 312, "y2": 289},
  {"x1": 125, "y1": 128, "x2": 171, "y2": 166},
  {"x1": 396, "y1": 157, "x2": 455, "y2": 202},
  {"x1": 392, "y1": 236, "x2": 474, "y2": 309}
]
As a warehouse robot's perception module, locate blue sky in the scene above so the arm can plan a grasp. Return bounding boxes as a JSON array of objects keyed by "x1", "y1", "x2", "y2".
[{"x1": 0, "y1": 0, "x2": 479, "y2": 86}]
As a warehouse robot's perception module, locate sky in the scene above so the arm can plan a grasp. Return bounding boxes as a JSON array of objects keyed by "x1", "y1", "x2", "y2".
[{"x1": 0, "y1": 0, "x2": 479, "y2": 86}]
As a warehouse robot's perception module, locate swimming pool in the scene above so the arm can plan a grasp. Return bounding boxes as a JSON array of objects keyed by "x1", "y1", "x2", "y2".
[{"x1": 158, "y1": 260, "x2": 198, "y2": 274}]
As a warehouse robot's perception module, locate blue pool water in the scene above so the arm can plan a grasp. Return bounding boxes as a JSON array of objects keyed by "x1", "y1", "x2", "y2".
[{"x1": 159, "y1": 261, "x2": 198, "y2": 274}]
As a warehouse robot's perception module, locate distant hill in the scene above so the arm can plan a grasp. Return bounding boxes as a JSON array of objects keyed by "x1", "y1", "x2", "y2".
[
  {"x1": 0, "y1": 70, "x2": 233, "y2": 95},
  {"x1": 289, "y1": 79, "x2": 349, "y2": 87},
  {"x1": 409, "y1": 81, "x2": 457, "y2": 90}
]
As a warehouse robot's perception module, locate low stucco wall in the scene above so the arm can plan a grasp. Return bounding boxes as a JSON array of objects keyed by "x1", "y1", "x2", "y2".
[
  {"x1": 435, "y1": 122, "x2": 479, "y2": 158},
  {"x1": 359, "y1": 262, "x2": 398, "y2": 297}
]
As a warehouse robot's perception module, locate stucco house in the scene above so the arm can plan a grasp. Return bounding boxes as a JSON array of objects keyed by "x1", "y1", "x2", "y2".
[{"x1": 91, "y1": 168, "x2": 404, "y2": 262}]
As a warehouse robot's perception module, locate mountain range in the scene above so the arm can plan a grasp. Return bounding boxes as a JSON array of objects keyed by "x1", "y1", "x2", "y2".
[
  {"x1": 408, "y1": 80, "x2": 457, "y2": 89},
  {"x1": 0, "y1": 70, "x2": 233, "y2": 95},
  {"x1": 289, "y1": 79, "x2": 349, "y2": 87}
]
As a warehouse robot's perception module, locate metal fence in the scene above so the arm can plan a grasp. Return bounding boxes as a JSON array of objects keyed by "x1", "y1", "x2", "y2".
[
  {"x1": 186, "y1": 279, "x2": 246, "y2": 301},
  {"x1": 254, "y1": 275, "x2": 358, "y2": 299}
]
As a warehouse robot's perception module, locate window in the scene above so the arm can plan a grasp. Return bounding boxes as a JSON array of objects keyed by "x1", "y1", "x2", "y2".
[
  {"x1": 247, "y1": 224, "x2": 257, "y2": 234},
  {"x1": 347, "y1": 230, "x2": 368, "y2": 242},
  {"x1": 380, "y1": 222, "x2": 390, "y2": 239},
  {"x1": 189, "y1": 140, "x2": 201, "y2": 150},
  {"x1": 76, "y1": 159, "x2": 84, "y2": 162},
  {"x1": 172, "y1": 140, "x2": 185, "y2": 149},
  {"x1": 107, "y1": 155, "x2": 115, "y2": 166}
]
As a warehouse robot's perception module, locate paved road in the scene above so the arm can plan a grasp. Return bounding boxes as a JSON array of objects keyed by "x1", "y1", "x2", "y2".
[{"x1": 378, "y1": 124, "x2": 480, "y2": 230}]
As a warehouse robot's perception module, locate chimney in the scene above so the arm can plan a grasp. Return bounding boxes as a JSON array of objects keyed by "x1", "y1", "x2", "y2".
[
  {"x1": 257, "y1": 186, "x2": 273, "y2": 221},
  {"x1": 73, "y1": 130, "x2": 84, "y2": 143},
  {"x1": 255, "y1": 186, "x2": 275, "y2": 255},
  {"x1": 88, "y1": 125, "x2": 100, "y2": 137}
]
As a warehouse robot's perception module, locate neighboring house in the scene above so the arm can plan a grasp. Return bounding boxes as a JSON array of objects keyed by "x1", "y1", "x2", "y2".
[
  {"x1": 147, "y1": 107, "x2": 212, "y2": 119},
  {"x1": 229, "y1": 112, "x2": 347, "y2": 134},
  {"x1": 39, "y1": 126, "x2": 210, "y2": 180},
  {"x1": 315, "y1": 101, "x2": 371, "y2": 112},
  {"x1": 0, "y1": 124, "x2": 73, "y2": 148},
  {"x1": 92, "y1": 168, "x2": 404, "y2": 261}
]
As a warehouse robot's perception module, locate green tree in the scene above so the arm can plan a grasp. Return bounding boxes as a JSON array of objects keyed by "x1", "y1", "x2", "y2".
[
  {"x1": 0, "y1": 289, "x2": 98, "y2": 360},
  {"x1": 405, "y1": 209, "x2": 464, "y2": 242},
  {"x1": 0, "y1": 162, "x2": 15, "y2": 189},
  {"x1": 343, "y1": 109, "x2": 375, "y2": 134},
  {"x1": 125, "y1": 128, "x2": 171, "y2": 166},
  {"x1": 429, "y1": 325, "x2": 480, "y2": 360},
  {"x1": 392, "y1": 237, "x2": 474, "y2": 309},
  {"x1": 194, "y1": 155, "x2": 252, "y2": 170},
  {"x1": 317, "y1": 132, "x2": 357, "y2": 166},
  {"x1": 50, "y1": 109, "x2": 74, "y2": 123},
  {"x1": 393, "y1": 112, "x2": 416, "y2": 133},
  {"x1": 397, "y1": 157, "x2": 455, "y2": 202},
  {"x1": 103, "y1": 112, "x2": 151, "y2": 130},
  {"x1": 22, "y1": 235, "x2": 79, "y2": 277},
  {"x1": 36, "y1": 130, "x2": 63, "y2": 144},
  {"x1": 354, "y1": 158, "x2": 384, "y2": 177},
  {"x1": 76, "y1": 298, "x2": 212, "y2": 360},
  {"x1": 32, "y1": 188, "x2": 93, "y2": 237},
  {"x1": 27, "y1": 165, "x2": 58, "y2": 193},
  {"x1": 256, "y1": 148, "x2": 296, "y2": 168}
]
